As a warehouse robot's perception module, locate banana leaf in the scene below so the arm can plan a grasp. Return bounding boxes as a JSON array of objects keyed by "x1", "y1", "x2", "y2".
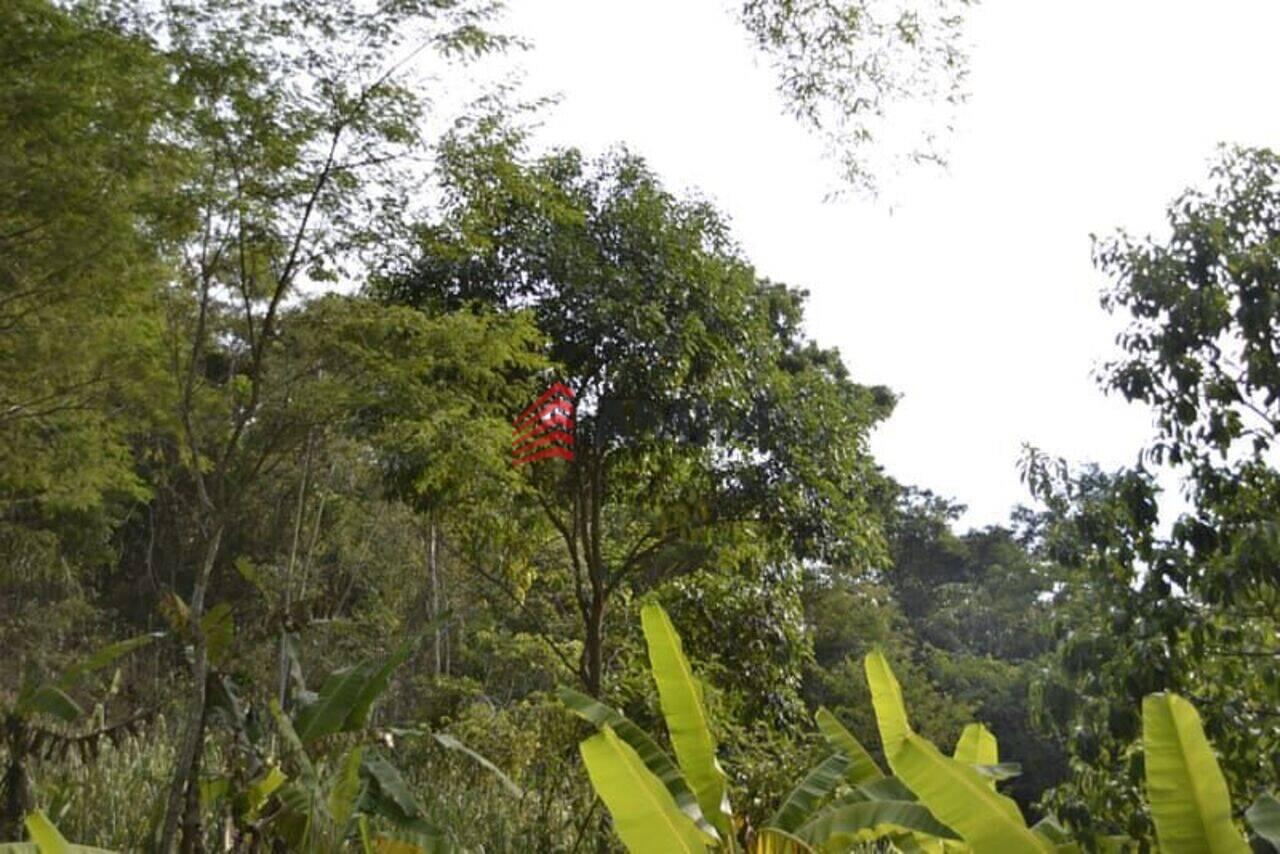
[{"x1": 1142, "y1": 693, "x2": 1249, "y2": 854}]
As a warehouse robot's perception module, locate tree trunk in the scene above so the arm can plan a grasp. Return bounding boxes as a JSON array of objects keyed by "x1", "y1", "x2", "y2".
[
  {"x1": 179, "y1": 674, "x2": 211, "y2": 854},
  {"x1": 159, "y1": 522, "x2": 223, "y2": 853},
  {"x1": 581, "y1": 590, "x2": 606, "y2": 697},
  {"x1": 429, "y1": 516, "x2": 441, "y2": 676}
]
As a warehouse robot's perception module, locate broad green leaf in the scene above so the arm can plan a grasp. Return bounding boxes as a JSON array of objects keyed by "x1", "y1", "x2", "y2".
[
  {"x1": 890, "y1": 732, "x2": 1050, "y2": 853},
  {"x1": 859, "y1": 777, "x2": 917, "y2": 802},
  {"x1": 1245, "y1": 793, "x2": 1280, "y2": 849},
  {"x1": 360, "y1": 752, "x2": 440, "y2": 839},
  {"x1": 269, "y1": 698, "x2": 316, "y2": 784},
  {"x1": 434, "y1": 732, "x2": 523, "y2": 797},
  {"x1": 56, "y1": 634, "x2": 159, "y2": 689},
  {"x1": 24, "y1": 813, "x2": 70, "y2": 854},
  {"x1": 294, "y1": 638, "x2": 413, "y2": 743},
  {"x1": 558, "y1": 687, "x2": 719, "y2": 840},
  {"x1": 201, "y1": 604, "x2": 234, "y2": 667},
  {"x1": 768, "y1": 753, "x2": 851, "y2": 832},
  {"x1": 362, "y1": 752, "x2": 427, "y2": 825},
  {"x1": 1142, "y1": 693, "x2": 1249, "y2": 854},
  {"x1": 1030, "y1": 817, "x2": 1068, "y2": 842},
  {"x1": 18, "y1": 813, "x2": 113, "y2": 853},
  {"x1": 641, "y1": 603, "x2": 731, "y2": 838},
  {"x1": 579, "y1": 725, "x2": 711, "y2": 854},
  {"x1": 953, "y1": 724, "x2": 998, "y2": 765},
  {"x1": 24, "y1": 685, "x2": 83, "y2": 723},
  {"x1": 955, "y1": 722, "x2": 1000, "y2": 791},
  {"x1": 330, "y1": 746, "x2": 365, "y2": 832},
  {"x1": 344, "y1": 638, "x2": 416, "y2": 730},
  {"x1": 865, "y1": 650, "x2": 911, "y2": 754},
  {"x1": 815, "y1": 707, "x2": 884, "y2": 784},
  {"x1": 244, "y1": 767, "x2": 286, "y2": 819},
  {"x1": 793, "y1": 800, "x2": 959, "y2": 850}
]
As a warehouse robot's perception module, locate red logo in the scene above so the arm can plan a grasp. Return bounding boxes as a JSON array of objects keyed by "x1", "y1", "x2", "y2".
[{"x1": 512, "y1": 382, "x2": 575, "y2": 466}]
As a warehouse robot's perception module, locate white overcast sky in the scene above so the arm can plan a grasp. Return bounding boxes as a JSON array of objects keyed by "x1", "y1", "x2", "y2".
[{"x1": 483, "y1": 1, "x2": 1280, "y2": 528}]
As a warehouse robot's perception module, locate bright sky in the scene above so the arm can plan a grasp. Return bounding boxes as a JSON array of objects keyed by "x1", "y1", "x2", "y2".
[{"x1": 494, "y1": 0, "x2": 1280, "y2": 528}]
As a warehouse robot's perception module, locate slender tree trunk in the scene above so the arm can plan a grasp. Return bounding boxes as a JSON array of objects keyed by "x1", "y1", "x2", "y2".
[
  {"x1": 578, "y1": 453, "x2": 608, "y2": 696},
  {"x1": 179, "y1": 673, "x2": 211, "y2": 854},
  {"x1": 278, "y1": 432, "x2": 313, "y2": 706},
  {"x1": 428, "y1": 516, "x2": 441, "y2": 675},
  {"x1": 581, "y1": 590, "x2": 606, "y2": 696},
  {"x1": 160, "y1": 522, "x2": 223, "y2": 853}
]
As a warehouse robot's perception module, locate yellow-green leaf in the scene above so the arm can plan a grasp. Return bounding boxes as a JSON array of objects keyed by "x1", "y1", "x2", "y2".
[
  {"x1": 953, "y1": 724, "x2": 998, "y2": 766},
  {"x1": 24, "y1": 813, "x2": 70, "y2": 854},
  {"x1": 329, "y1": 746, "x2": 364, "y2": 832},
  {"x1": 579, "y1": 725, "x2": 711, "y2": 854},
  {"x1": 1142, "y1": 693, "x2": 1249, "y2": 854},
  {"x1": 864, "y1": 650, "x2": 911, "y2": 754},
  {"x1": 641, "y1": 603, "x2": 731, "y2": 838},
  {"x1": 815, "y1": 708, "x2": 884, "y2": 785},
  {"x1": 890, "y1": 732, "x2": 1050, "y2": 853}
]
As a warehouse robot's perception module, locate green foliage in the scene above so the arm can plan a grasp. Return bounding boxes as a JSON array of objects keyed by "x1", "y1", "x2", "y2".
[
  {"x1": 383, "y1": 122, "x2": 892, "y2": 696},
  {"x1": 737, "y1": 0, "x2": 973, "y2": 192}
]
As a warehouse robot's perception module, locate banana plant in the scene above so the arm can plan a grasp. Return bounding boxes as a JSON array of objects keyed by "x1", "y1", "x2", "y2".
[
  {"x1": 863, "y1": 650, "x2": 1055, "y2": 854},
  {"x1": 214, "y1": 638, "x2": 452, "y2": 852},
  {"x1": 230, "y1": 637, "x2": 516, "y2": 854},
  {"x1": 567, "y1": 607, "x2": 1280, "y2": 853},
  {"x1": 562, "y1": 604, "x2": 970, "y2": 853}
]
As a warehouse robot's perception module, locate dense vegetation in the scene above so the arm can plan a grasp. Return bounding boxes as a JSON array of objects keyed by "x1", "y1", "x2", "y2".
[{"x1": 0, "y1": 1, "x2": 1276, "y2": 851}]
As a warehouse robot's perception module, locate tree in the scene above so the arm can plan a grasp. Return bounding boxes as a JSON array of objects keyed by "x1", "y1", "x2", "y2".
[
  {"x1": 0, "y1": 1, "x2": 189, "y2": 669},
  {"x1": 380, "y1": 124, "x2": 893, "y2": 695},
  {"x1": 45, "y1": 1, "x2": 522, "y2": 846},
  {"x1": 1022, "y1": 145, "x2": 1280, "y2": 842}
]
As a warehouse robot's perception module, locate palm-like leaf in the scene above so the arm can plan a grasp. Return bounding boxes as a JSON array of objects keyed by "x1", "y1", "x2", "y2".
[
  {"x1": 558, "y1": 686, "x2": 719, "y2": 839},
  {"x1": 641, "y1": 603, "x2": 732, "y2": 839},
  {"x1": 768, "y1": 754, "x2": 851, "y2": 832},
  {"x1": 579, "y1": 725, "x2": 712, "y2": 854},
  {"x1": 815, "y1": 708, "x2": 884, "y2": 785},
  {"x1": 1142, "y1": 693, "x2": 1249, "y2": 854}
]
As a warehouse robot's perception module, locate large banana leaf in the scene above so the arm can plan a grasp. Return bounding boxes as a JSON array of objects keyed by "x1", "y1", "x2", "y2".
[
  {"x1": 953, "y1": 724, "x2": 998, "y2": 766},
  {"x1": 558, "y1": 686, "x2": 720, "y2": 839},
  {"x1": 433, "y1": 733, "x2": 523, "y2": 798},
  {"x1": 641, "y1": 603, "x2": 732, "y2": 838},
  {"x1": 1, "y1": 812, "x2": 116, "y2": 853},
  {"x1": 889, "y1": 731, "x2": 1051, "y2": 853},
  {"x1": 1142, "y1": 693, "x2": 1249, "y2": 854},
  {"x1": 1246, "y1": 793, "x2": 1280, "y2": 849},
  {"x1": 768, "y1": 753, "x2": 851, "y2": 832},
  {"x1": 864, "y1": 650, "x2": 911, "y2": 754},
  {"x1": 329, "y1": 747, "x2": 366, "y2": 833},
  {"x1": 793, "y1": 800, "x2": 960, "y2": 851},
  {"x1": 815, "y1": 708, "x2": 884, "y2": 785},
  {"x1": 579, "y1": 725, "x2": 712, "y2": 854},
  {"x1": 295, "y1": 638, "x2": 415, "y2": 743},
  {"x1": 954, "y1": 724, "x2": 999, "y2": 791}
]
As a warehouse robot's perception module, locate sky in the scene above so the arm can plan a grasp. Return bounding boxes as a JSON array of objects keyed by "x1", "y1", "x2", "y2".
[{"x1": 487, "y1": 0, "x2": 1280, "y2": 528}]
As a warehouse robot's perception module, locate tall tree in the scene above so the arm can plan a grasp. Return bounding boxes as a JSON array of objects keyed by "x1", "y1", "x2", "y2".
[
  {"x1": 55, "y1": 1, "x2": 519, "y2": 846},
  {"x1": 0, "y1": 0, "x2": 182, "y2": 513},
  {"x1": 380, "y1": 124, "x2": 893, "y2": 695},
  {"x1": 1024, "y1": 145, "x2": 1280, "y2": 844}
]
